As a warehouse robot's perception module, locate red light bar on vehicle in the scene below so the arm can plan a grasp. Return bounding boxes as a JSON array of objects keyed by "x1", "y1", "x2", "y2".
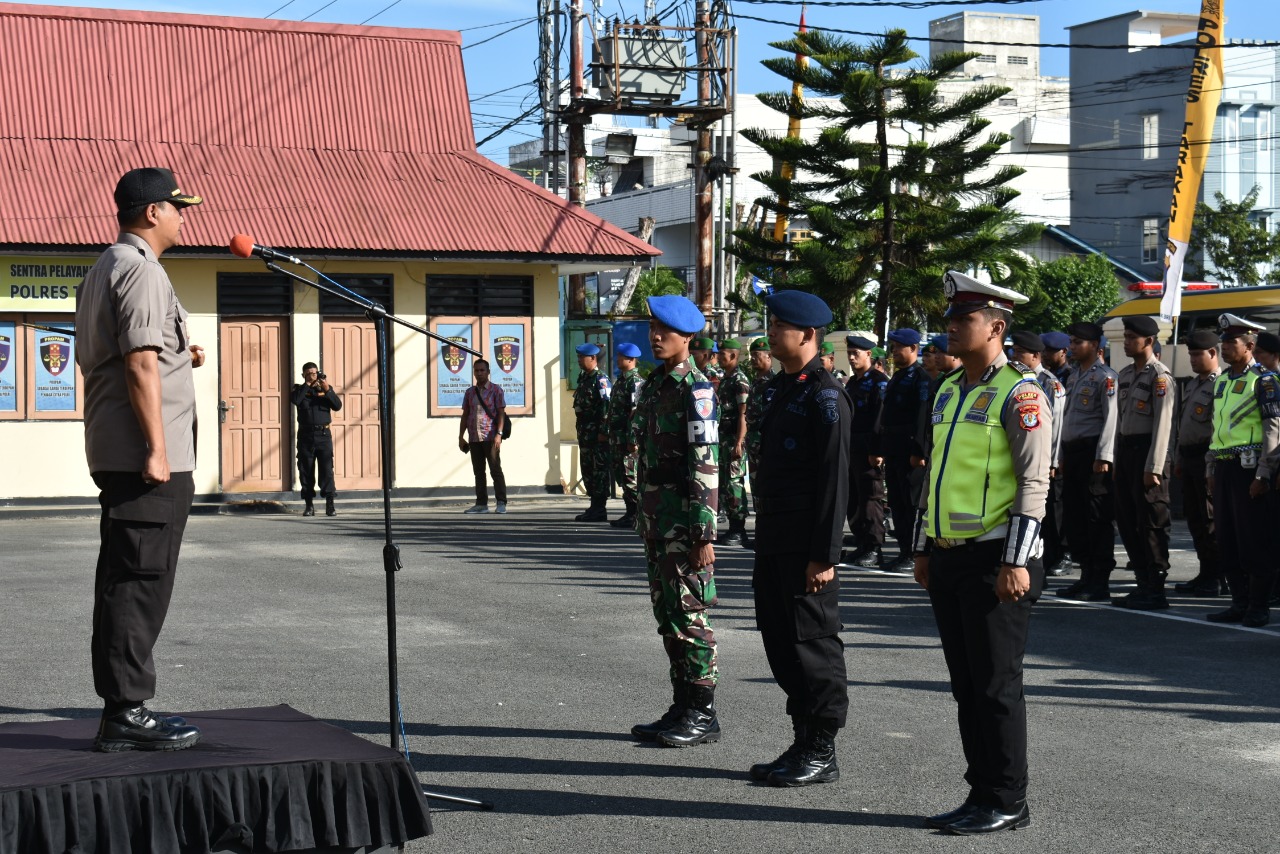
[{"x1": 1127, "y1": 282, "x2": 1218, "y2": 293}]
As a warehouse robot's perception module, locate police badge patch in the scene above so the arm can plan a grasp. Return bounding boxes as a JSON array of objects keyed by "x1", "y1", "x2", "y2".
[
  {"x1": 1018, "y1": 404, "x2": 1040, "y2": 430},
  {"x1": 688, "y1": 382, "x2": 719, "y2": 444},
  {"x1": 817, "y1": 387, "x2": 841, "y2": 423}
]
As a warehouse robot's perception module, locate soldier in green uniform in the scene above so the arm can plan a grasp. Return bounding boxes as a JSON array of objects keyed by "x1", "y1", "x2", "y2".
[
  {"x1": 693, "y1": 337, "x2": 724, "y2": 390},
  {"x1": 630, "y1": 295, "x2": 722, "y2": 747},
  {"x1": 820, "y1": 340, "x2": 837, "y2": 374},
  {"x1": 716, "y1": 338, "x2": 752, "y2": 547},
  {"x1": 608, "y1": 342, "x2": 645, "y2": 528},
  {"x1": 573, "y1": 342, "x2": 612, "y2": 522}
]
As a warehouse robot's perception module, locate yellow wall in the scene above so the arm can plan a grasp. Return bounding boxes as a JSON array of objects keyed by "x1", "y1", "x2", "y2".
[{"x1": 0, "y1": 254, "x2": 579, "y2": 500}]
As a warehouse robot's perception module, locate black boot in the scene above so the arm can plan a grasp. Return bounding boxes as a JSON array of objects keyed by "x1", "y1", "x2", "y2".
[
  {"x1": 1176, "y1": 573, "x2": 1223, "y2": 597},
  {"x1": 852, "y1": 547, "x2": 883, "y2": 569},
  {"x1": 657, "y1": 684, "x2": 720, "y2": 747},
  {"x1": 610, "y1": 498, "x2": 637, "y2": 528},
  {"x1": 303, "y1": 499, "x2": 315, "y2": 517},
  {"x1": 631, "y1": 683, "x2": 687, "y2": 742},
  {"x1": 749, "y1": 717, "x2": 806, "y2": 781},
  {"x1": 1126, "y1": 576, "x2": 1169, "y2": 611},
  {"x1": 325, "y1": 496, "x2": 337, "y2": 517},
  {"x1": 94, "y1": 705, "x2": 201, "y2": 753},
  {"x1": 717, "y1": 521, "x2": 747, "y2": 548},
  {"x1": 576, "y1": 497, "x2": 608, "y2": 522},
  {"x1": 767, "y1": 717, "x2": 840, "y2": 786}
]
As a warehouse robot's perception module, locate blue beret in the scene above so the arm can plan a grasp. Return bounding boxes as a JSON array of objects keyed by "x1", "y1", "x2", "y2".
[
  {"x1": 616, "y1": 342, "x2": 641, "y2": 358},
  {"x1": 647, "y1": 294, "x2": 705, "y2": 335},
  {"x1": 887, "y1": 328, "x2": 921, "y2": 347},
  {"x1": 765, "y1": 290, "x2": 833, "y2": 328},
  {"x1": 1040, "y1": 331, "x2": 1070, "y2": 351},
  {"x1": 845, "y1": 334, "x2": 876, "y2": 351},
  {"x1": 927, "y1": 334, "x2": 949, "y2": 352},
  {"x1": 575, "y1": 343, "x2": 600, "y2": 356}
]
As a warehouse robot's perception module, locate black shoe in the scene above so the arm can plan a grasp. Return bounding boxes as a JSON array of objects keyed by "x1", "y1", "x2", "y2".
[
  {"x1": 1242, "y1": 609, "x2": 1271, "y2": 628},
  {"x1": 609, "y1": 513, "x2": 635, "y2": 528},
  {"x1": 946, "y1": 803, "x2": 1031, "y2": 835},
  {"x1": 716, "y1": 527, "x2": 747, "y2": 548},
  {"x1": 885, "y1": 556, "x2": 915, "y2": 575},
  {"x1": 1055, "y1": 579, "x2": 1087, "y2": 598},
  {"x1": 767, "y1": 718, "x2": 839, "y2": 787},
  {"x1": 852, "y1": 548, "x2": 883, "y2": 569},
  {"x1": 1206, "y1": 606, "x2": 1247, "y2": 623},
  {"x1": 1045, "y1": 560, "x2": 1069, "y2": 577},
  {"x1": 657, "y1": 685, "x2": 720, "y2": 747},
  {"x1": 1079, "y1": 586, "x2": 1112, "y2": 603},
  {"x1": 1176, "y1": 576, "x2": 1223, "y2": 598},
  {"x1": 303, "y1": 500, "x2": 315, "y2": 517},
  {"x1": 923, "y1": 803, "x2": 978, "y2": 830},
  {"x1": 749, "y1": 718, "x2": 806, "y2": 781},
  {"x1": 1114, "y1": 589, "x2": 1167, "y2": 610},
  {"x1": 325, "y1": 496, "x2": 336, "y2": 517},
  {"x1": 95, "y1": 706, "x2": 201, "y2": 753},
  {"x1": 631, "y1": 704, "x2": 685, "y2": 742}
]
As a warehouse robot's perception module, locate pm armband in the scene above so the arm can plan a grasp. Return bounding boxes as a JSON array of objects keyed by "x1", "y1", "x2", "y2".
[{"x1": 688, "y1": 382, "x2": 720, "y2": 445}]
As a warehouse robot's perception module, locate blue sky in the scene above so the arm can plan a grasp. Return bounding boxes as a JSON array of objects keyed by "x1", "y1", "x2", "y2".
[{"x1": 15, "y1": 0, "x2": 1275, "y2": 163}]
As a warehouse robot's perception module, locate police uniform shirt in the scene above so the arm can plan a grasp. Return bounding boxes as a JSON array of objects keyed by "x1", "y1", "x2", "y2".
[
  {"x1": 875, "y1": 362, "x2": 930, "y2": 453},
  {"x1": 846, "y1": 367, "x2": 888, "y2": 436},
  {"x1": 1035, "y1": 366, "x2": 1066, "y2": 469},
  {"x1": 293, "y1": 383, "x2": 341, "y2": 428},
  {"x1": 76, "y1": 232, "x2": 196, "y2": 473},
  {"x1": 1060, "y1": 360, "x2": 1119, "y2": 462},
  {"x1": 1175, "y1": 369, "x2": 1219, "y2": 449},
  {"x1": 1116, "y1": 359, "x2": 1176, "y2": 474},
  {"x1": 1215, "y1": 361, "x2": 1280, "y2": 480}
]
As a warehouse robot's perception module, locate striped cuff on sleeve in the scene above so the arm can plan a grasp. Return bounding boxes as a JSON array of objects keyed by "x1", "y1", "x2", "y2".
[
  {"x1": 1002, "y1": 514, "x2": 1042, "y2": 567},
  {"x1": 913, "y1": 509, "x2": 932, "y2": 556}
]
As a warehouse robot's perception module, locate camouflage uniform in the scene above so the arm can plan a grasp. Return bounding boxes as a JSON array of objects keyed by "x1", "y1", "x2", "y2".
[
  {"x1": 704, "y1": 362, "x2": 725, "y2": 391},
  {"x1": 608, "y1": 366, "x2": 645, "y2": 516},
  {"x1": 574, "y1": 367, "x2": 612, "y2": 501},
  {"x1": 746, "y1": 369, "x2": 770, "y2": 506},
  {"x1": 718, "y1": 366, "x2": 752, "y2": 524},
  {"x1": 632, "y1": 357, "x2": 721, "y2": 687}
]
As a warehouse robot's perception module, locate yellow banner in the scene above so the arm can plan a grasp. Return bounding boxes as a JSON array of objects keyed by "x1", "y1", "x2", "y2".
[
  {"x1": 1161, "y1": 1, "x2": 1225, "y2": 321},
  {"x1": 0, "y1": 256, "x2": 93, "y2": 311}
]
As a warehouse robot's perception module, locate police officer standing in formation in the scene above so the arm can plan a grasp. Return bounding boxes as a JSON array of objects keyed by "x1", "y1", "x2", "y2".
[
  {"x1": 292, "y1": 362, "x2": 343, "y2": 517},
  {"x1": 912, "y1": 335, "x2": 962, "y2": 466},
  {"x1": 820, "y1": 341, "x2": 837, "y2": 374},
  {"x1": 1111, "y1": 316, "x2": 1176, "y2": 609},
  {"x1": 844, "y1": 333, "x2": 888, "y2": 568},
  {"x1": 573, "y1": 343, "x2": 612, "y2": 522},
  {"x1": 745, "y1": 337, "x2": 773, "y2": 513},
  {"x1": 1054, "y1": 322, "x2": 1119, "y2": 601},
  {"x1": 716, "y1": 339, "x2": 752, "y2": 547},
  {"x1": 1038, "y1": 331, "x2": 1072, "y2": 574},
  {"x1": 1008, "y1": 333, "x2": 1064, "y2": 572},
  {"x1": 692, "y1": 337, "x2": 723, "y2": 389},
  {"x1": 608, "y1": 342, "x2": 645, "y2": 529},
  {"x1": 750, "y1": 290, "x2": 851, "y2": 787},
  {"x1": 875, "y1": 328, "x2": 931, "y2": 572},
  {"x1": 1172, "y1": 330, "x2": 1224, "y2": 597},
  {"x1": 1206, "y1": 314, "x2": 1280, "y2": 627},
  {"x1": 630, "y1": 295, "x2": 723, "y2": 746},
  {"x1": 913, "y1": 272, "x2": 1050, "y2": 835}
]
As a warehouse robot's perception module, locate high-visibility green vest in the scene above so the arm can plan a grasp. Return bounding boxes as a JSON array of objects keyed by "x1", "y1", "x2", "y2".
[
  {"x1": 925, "y1": 363, "x2": 1038, "y2": 540},
  {"x1": 1210, "y1": 365, "x2": 1266, "y2": 453}
]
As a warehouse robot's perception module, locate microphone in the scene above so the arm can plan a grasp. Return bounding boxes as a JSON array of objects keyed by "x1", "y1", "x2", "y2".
[{"x1": 230, "y1": 234, "x2": 301, "y2": 265}]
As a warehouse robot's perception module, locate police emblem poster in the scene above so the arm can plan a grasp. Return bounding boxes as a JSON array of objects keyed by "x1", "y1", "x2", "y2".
[
  {"x1": 0, "y1": 320, "x2": 16, "y2": 412},
  {"x1": 428, "y1": 317, "x2": 532, "y2": 416},
  {"x1": 429, "y1": 318, "x2": 477, "y2": 415},
  {"x1": 32, "y1": 323, "x2": 77, "y2": 411},
  {"x1": 486, "y1": 320, "x2": 531, "y2": 414}
]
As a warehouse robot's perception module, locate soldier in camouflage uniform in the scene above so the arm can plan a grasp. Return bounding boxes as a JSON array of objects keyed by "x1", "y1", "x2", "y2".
[
  {"x1": 630, "y1": 295, "x2": 723, "y2": 748},
  {"x1": 745, "y1": 338, "x2": 773, "y2": 513},
  {"x1": 693, "y1": 337, "x2": 724, "y2": 390},
  {"x1": 608, "y1": 342, "x2": 645, "y2": 528},
  {"x1": 716, "y1": 338, "x2": 752, "y2": 547},
  {"x1": 573, "y1": 342, "x2": 612, "y2": 522}
]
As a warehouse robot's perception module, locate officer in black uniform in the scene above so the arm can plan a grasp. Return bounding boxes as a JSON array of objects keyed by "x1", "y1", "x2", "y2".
[
  {"x1": 749, "y1": 290, "x2": 851, "y2": 788},
  {"x1": 875, "y1": 328, "x2": 931, "y2": 572},
  {"x1": 291, "y1": 361, "x2": 343, "y2": 517},
  {"x1": 844, "y1": 334, "x2": 888, "y2": 567}
]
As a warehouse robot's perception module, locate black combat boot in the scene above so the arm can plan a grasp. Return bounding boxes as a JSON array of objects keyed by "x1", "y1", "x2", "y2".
[
  {"x1": 852, "y1": 547, "x2": 883, "y2": 569},
  {"x1": 610, "y1": 498, "x2": 636, "y2": 528},
  {"x1": 717, "y1": 521, "x2": 747, "y2": 548},
  {"x1": 303, "y1": 499, "x2": 315, "y2": 517},
  {"x1": 325, "y1": 496, "x2": 337, "y2": 517},
  {"x1": 1126, "y1": 575, "x2": 1169, "y2": 611},
  {"x1": 749, "y1": 716, "x2": 806, "y2": 781},
  {"x1": 657, "y1": 684, "x2": 720, "y2": 747},
  {"x1": 576, "y1": 497, "x2": 608, "y2": 522},
  {"x1": 631, "y1": 683, "x2": 688, "y2": 742},
  {"x1": 767, "y1": 717, "x2": 840, "y2": 787}
]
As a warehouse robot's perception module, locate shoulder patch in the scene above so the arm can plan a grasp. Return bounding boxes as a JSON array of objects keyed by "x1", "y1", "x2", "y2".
[
  {"x1": 687, "y1": 380, "x2": 719, "y2": 444},
  {"x1": 1154, "y1": 376, "x2": 1168, "y2": 397},
  {"x1": 1105, "y1": 376, "x2": 1116, "y2": 397},
  {"x1": 1014, "y1": 390, "x2": 1039, "y2": 403},
  {"x1": 1008, "y1": 359, "x2": 1036, "y2": 379},
  {"x1": 1018, "y1": 403, "x2": 1041, "y2": 430}
]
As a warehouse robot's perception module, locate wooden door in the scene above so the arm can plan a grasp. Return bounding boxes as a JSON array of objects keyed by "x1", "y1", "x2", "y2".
[
  {"x1": 322, "y1": 320, "x2": 382, "y2": 490},
  {"x1": 220, "y1": 319, "x2": 287, "y2": 492}
]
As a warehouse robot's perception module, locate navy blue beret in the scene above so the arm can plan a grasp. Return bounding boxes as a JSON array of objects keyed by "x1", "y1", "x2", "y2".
[
  {"x1": 616, "y1": 342, "x2": 642, "y2": 358},
  {"x1": 845, "y1": 334, "x2": 876, "y2": 350},
  {"x1": 928, "y1": 334, "x2": 949, "y2": 353},
  {"x1": 887, "y1": 328, "x2": 921, "y2": 347},
  {"x1": 765, "y1": 290, "x2": 833, "y2": 328},
  {"x1": 1040, "y1": 331, "x2": 1070, "y2": 351},
  {"x1": 647, "y1": 294, "x2": 705, "y2": 335},
  {"x1": 575, "y1": 343, "x2": 600, "y2": 356}
]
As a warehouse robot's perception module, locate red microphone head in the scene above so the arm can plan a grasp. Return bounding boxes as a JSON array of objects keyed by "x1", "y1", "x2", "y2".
[{"x1": 229, "y1": 234, "x2": 255, "y2": 258}]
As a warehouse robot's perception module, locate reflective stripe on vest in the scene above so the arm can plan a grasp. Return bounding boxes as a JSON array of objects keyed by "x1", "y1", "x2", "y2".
[
  {"x1": 926, "y1": 365, "x2": 1034, "y2": 540},
  {"x1": 1210, "y1": 369, "x2": 1263, "y2": 453}
]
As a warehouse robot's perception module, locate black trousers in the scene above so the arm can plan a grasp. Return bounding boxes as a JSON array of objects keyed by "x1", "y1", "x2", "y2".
[
  {"x1": 1041, "y1": 473, "x2": 1065, "y2": 567},
  {"x1": 884, "y1": 453, "x2": 924, "y2": 553},
  {"x1": 928, "y1": 539, "x2": 1042, "y2": 812},
  {"x1": 91, "y1": 470, "x2": 195, "y2": 708},
  {"x1": 847, "y1": 439, "x2": 885, "y2": 549},
  {"x1": 1113, "y1": 435, "x2": 1171, "y2": 587},
  {"x1": 752, "y1": 552, "x2": 848, "y2": 727},
  {"x1": 297, "y1": 428, "x2": 335, "y2": 499},
  {"x1": 1213, "y1": 457, "x2": 1275, "y2": 611},
  {"x1": 1178, "y1": 446, "x2": 1219, "y2": 578},
  {"x1": 469, "y1": 440, "x2": 507, "y2": 504},
  {"x1": 1060, "y1": 437, "x2": 1116, "y2": 586}
]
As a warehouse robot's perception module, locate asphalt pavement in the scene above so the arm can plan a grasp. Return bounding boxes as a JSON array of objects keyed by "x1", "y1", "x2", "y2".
[{"x1": 2, "y1": 501, "x2": 1278, "y2": 853}]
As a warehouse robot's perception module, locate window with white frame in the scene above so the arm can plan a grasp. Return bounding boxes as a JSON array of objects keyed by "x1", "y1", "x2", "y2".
[
  {"x1": 1142, "y1": 218, "x2": 1162, "y2": 264},
  {"x1": 1142, "y1": 114, "x2": 1159, "y2": 160}
]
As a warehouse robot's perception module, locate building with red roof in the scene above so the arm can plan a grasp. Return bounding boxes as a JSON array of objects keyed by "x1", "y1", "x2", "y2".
[{"x1": 0, "y1": 3, "x2": 658, "y2": 505}]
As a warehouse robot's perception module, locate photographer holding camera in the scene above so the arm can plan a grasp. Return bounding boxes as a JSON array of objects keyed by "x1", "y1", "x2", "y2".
[{"x1": 291, "y1": 361, "x2": 342, "y2": 517}]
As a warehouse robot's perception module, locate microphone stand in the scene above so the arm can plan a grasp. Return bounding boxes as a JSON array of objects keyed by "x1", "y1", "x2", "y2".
[{"x1": 263, "y1": 260, "x2": 494, "y2": 812}]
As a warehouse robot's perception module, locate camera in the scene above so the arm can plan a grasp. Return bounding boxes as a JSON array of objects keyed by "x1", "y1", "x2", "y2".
[{"x1": 317, "y1": 372, "x2": 327, "y2": 381}]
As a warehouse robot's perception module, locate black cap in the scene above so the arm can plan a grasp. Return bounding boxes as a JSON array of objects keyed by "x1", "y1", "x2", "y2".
[
  {"x1": 1258, "y1": 332, "x2": 1280, "y2": 355},
  {"x1": 113, "y1": 167, "x2": 203, "y2": 211},
  {"x1": 1122, "y1": 315, "x2": 1160, "y2": 337},
  {"x1": 1186, "y1": 329, "x2": 1220, "y2": 351},
  {"x1": 1009, "y1": 330, "x2": 1043, "y2": 354},
  {"x1": 1065, "y1": 321, "x2": 1104, "y2": 342}
]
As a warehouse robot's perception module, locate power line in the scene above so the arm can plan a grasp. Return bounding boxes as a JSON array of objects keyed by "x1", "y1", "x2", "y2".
[
  {"x1": 359, "y1": 1, "x2": 403, "y2": 25},
  {"x1": 300, "y1": 0, "x2": 343, "y2": 23},
  {"x1": 739, "y1": 0, "x2": 1044, "y2": 7},
  {"x1": 463, "y1": 17, "x2": 537, "y2": 51}
]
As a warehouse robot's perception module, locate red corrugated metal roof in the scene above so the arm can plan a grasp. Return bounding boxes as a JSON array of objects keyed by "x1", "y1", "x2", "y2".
[{"x1": 0, "y1": 4, "x2": 658, "y2": 261}]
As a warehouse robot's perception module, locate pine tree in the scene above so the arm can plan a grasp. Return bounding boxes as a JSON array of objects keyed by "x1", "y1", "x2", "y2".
[{"x1": 729, "y1": 28, "x2": 1042, "y2": 334}]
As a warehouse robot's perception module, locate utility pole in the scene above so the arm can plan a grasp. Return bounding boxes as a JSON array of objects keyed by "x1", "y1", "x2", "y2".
[
  {"x1": 694, "y1": 0, "x2": 713, "y2": 315},
  {"x1": 540, "y1": 0, "x2": 555, "y2": 191},
  {"x1": 567, "y1": 0, "x2": 587, "y2": 314}
]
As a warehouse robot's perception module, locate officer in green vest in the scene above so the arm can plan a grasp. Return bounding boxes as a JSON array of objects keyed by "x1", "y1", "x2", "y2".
[
  {"x1": 913, "y1": 271, "x2": 1051, "y2": 835},
  {"x1": 1205, "y1": 313, "x2": 1280, "y2": 628}
]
